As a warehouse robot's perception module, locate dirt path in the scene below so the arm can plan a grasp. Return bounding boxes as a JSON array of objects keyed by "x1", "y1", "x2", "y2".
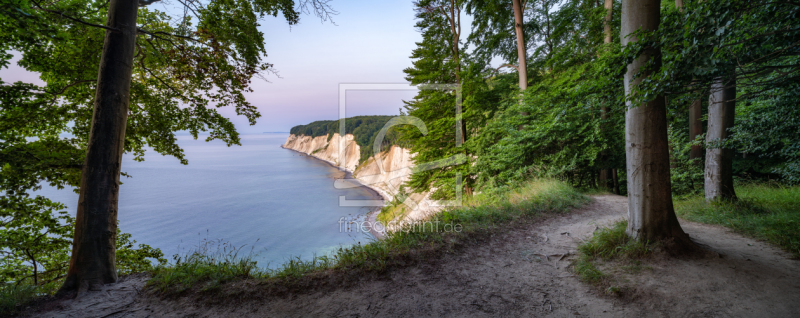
[{"x1": 28, "y1": 195, "x2": 800, "y2": 317}]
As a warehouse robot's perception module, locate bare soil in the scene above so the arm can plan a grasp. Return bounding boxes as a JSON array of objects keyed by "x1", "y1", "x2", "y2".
[{"x1": 25, "y1": 195, "x2": 800, "y2": 317}]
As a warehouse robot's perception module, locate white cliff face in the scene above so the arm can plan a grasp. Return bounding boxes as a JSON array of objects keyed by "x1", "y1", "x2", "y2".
[
  {"x1": 283, "y1": 134, "x2": 441, "y2": 226},
  {"x1": 282, "y1": 133, "x2": 360, "y2": 172},
  {"x1": 352, "y1": 145, "x2": 413, "y2": 201}
]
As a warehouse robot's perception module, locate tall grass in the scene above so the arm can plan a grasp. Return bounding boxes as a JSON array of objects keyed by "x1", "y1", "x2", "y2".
[
  {"x1": 149, "y1": 179, "x2": 588, "y2": 295},
  {"x1": 674, "y1": 183, "x2": 800, "y2": 258},
  {"x1": 0, "y1": 283, "x2": 37, "y2": 317},
  {"x1": 147, "y1": 239, "x2": 264, "y2": 294},
  {"x1": 573, "y1": 220, "x2": 652, "y2": 285}
]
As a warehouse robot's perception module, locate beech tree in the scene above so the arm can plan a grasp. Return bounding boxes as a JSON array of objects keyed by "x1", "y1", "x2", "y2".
[
  {"x1": 1, "y1": 0, "x2": 334, "y2": 295},
  {"x1": 620, "y1": 0, "x2": 690, "y2": 242},
  {"x1": 705, "y1": 76, "x2": 736, "y2": 200},
  {"x1": 60, "y1": 0, "x2": 141, "y2": 294},
  {"x1": 637, "y1": 0, "x2": 799, "y2": 195},
  {"x1": 474, "y1": 0, "x2": 626, "y2": 188}
]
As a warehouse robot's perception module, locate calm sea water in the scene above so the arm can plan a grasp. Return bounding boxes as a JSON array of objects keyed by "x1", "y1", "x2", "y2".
[{"x1": 36, "y1": 134, "x2": 379, "y2": 268}]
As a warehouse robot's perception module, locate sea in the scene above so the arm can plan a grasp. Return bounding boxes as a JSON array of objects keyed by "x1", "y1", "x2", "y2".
[{"x1": 35, "y1": 134, "x2": 380, "y2": 268}]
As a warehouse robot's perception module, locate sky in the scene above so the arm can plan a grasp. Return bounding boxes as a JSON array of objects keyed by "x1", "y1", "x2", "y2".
[{"x1": 0, "y1": 0, "x2": 443, "y2": 133}]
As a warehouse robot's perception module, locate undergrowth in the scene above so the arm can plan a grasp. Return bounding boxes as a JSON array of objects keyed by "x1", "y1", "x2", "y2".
[
  {"x1": 148, "y1": 179, "x2": 588, "y2": 295},
  {"x1": 674, "y1": 183, "x2": 800, "y2": 258},
  {"x1": 573, "y1": 220, "x2": 653, "y2": 288},
  {"x1": 0, "y1": 283, "x2": 37, "y2": 317}
]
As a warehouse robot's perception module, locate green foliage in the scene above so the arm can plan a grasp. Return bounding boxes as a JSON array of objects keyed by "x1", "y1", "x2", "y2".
[
  {"x1": 667, "y1": 125, "x2": 704, "y2": 197},
  {"x1": 465, "y1": 0, "x2": 539, "y2": 64},
  {"x1": 727, "y1": 84, "x2": 800, "y2": 184},
  {"x1": 0, "y1": 196, "x2": 72, "y2": 290},
  {"x1": 1, "y1": 0, "x2": 306, "y2": 295},
  {"x1": 675, "y1": 183, "x2": 800, "y2": 258},
  {"x1": 0, "y1": 197, "x2": 167, "y2": 294},
  {"x1": 475, "y1": 48, "x2": 626, "y2": 188},
  {"x1": 462, "y1": 0, "x2": 627, "y2": 191},
  {"x1": 116, "y1": 231, "x2": 167, "y2": 276},
  {"x1": 629, "y1": 0, "x2": 800, "y2": 185},
  {"x1": 400, "y1": 0, "x2": 469, "y2": 199},
  {"x1": 469, "y1": 0, "x2": 800, "y2": 192},
  {"x1": 0, "y1": 283, "x2": 37, "y2": 317},
  {"x1": 637, "y1": 0, "x2": 800, "y2": 102}
]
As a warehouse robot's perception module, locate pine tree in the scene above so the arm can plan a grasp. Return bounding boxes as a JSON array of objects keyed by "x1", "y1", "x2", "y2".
[{"x1": 401, "y1": 0, "x2": 470, "y2": 199}]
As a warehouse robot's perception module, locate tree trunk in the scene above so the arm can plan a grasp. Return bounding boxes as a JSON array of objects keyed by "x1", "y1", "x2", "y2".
[
  {"x1": 449, "y1": 0, "x2": 461, "y2": 86},
  {"x1": 512, "y1": 0, "x2": 527, "y2": 91},
  {"x1": 621, "y1": 0, "x2": 689, "y2": 242},
  {"x1": 512, "y1": 0, "x2": 530, "y2": 130},
  {"x1": 705, "y1": 76, "x2": 737, "y2": 201},
  {"x1": 444, "y1": 0, "x2": 465, "y2": 145},
  {"x1": 675, "y1": 0, "x2": 704, "y2": 162},
  {"x1": 597, "y1": 0, "x2": 614, "y2": 190},
  {"x1": 603, "y1": 0, "x2": 613, "y2": 44},
  {"x1": 688, "y1": 98, "x2": 703, "y2": 160},
  {"x1": 58, "y1": 0, "x2": 138, "y2": 296}
]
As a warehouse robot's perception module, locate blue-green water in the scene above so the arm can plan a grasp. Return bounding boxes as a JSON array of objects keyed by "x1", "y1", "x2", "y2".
[{"x1": 36, "y1": 134, "x2": 379, "y2": 268}]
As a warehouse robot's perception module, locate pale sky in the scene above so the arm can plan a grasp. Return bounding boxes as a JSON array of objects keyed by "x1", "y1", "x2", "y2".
[{"x1": 0, "y1": 0, "x2": 439, "y2": 133}]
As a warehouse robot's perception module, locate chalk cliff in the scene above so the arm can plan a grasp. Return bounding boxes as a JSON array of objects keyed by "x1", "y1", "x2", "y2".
[
  {"x1": 282, "y1": 134, "x2": 441, "y2": 225},
  {"x1": 283, "y1": 133, "x2": 361, "y2": 172}
]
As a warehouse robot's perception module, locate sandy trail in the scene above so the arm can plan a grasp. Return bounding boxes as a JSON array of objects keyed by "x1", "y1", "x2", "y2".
[{"x1": 27, "y1": 195, "x2": 800, "y2": 317}]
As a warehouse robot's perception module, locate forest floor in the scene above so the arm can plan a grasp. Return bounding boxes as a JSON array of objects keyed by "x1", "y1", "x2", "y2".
[{"x1": 24, "y1": 195, "x2": 800, "y2": 317}]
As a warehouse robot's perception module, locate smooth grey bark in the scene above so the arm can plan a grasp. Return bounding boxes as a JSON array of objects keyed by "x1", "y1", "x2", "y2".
[
  {"x1": 59, "y1": 0, "x2": 138, "y2": 295},
  {"x1": 621, "y1": 0, "x2": 689, "y2": 242},
  {"x1": 705, "y1": 76, "x2": 737, "y2": 201}
]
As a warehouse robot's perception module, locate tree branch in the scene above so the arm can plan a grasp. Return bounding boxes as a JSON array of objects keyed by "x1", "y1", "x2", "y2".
[{"x1": 29, "y1": 0, "x2": 120, "y2": 33}]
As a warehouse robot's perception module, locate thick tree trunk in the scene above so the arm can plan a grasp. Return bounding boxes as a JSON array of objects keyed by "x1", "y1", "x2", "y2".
[
  {"x1": 688, "y1": 98, "x2": 703, "y2": 160},
  {"x1": 597, "y1": 0, "x2": 614, "y2": 190},
  {"x1": 58, "y1": 0, "x2": 138, "y2": 296},
  {"x1": 621, "y1": 0, "x2": 689, "y2": 242},
  {"x1": 705, "y1": 76, "x2": 737, "y2": 201}
]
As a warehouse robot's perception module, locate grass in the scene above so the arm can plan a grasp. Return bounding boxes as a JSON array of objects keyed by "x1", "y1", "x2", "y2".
[
  {"x1": 574, "y1": 220, "x2": 653, "y2": 285},
  {"x1": 376, "y1": 203, "x2": 409, "y2": 225},
  {"x1": 0, "y1": 283, "x2": 37, "y2": 317},
  {"x1": 674, "y1": 183, "x2": 800, "y2": 258},
  {"x1": 148, "y1": 179, "x2": 588, "y2": 295}
]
